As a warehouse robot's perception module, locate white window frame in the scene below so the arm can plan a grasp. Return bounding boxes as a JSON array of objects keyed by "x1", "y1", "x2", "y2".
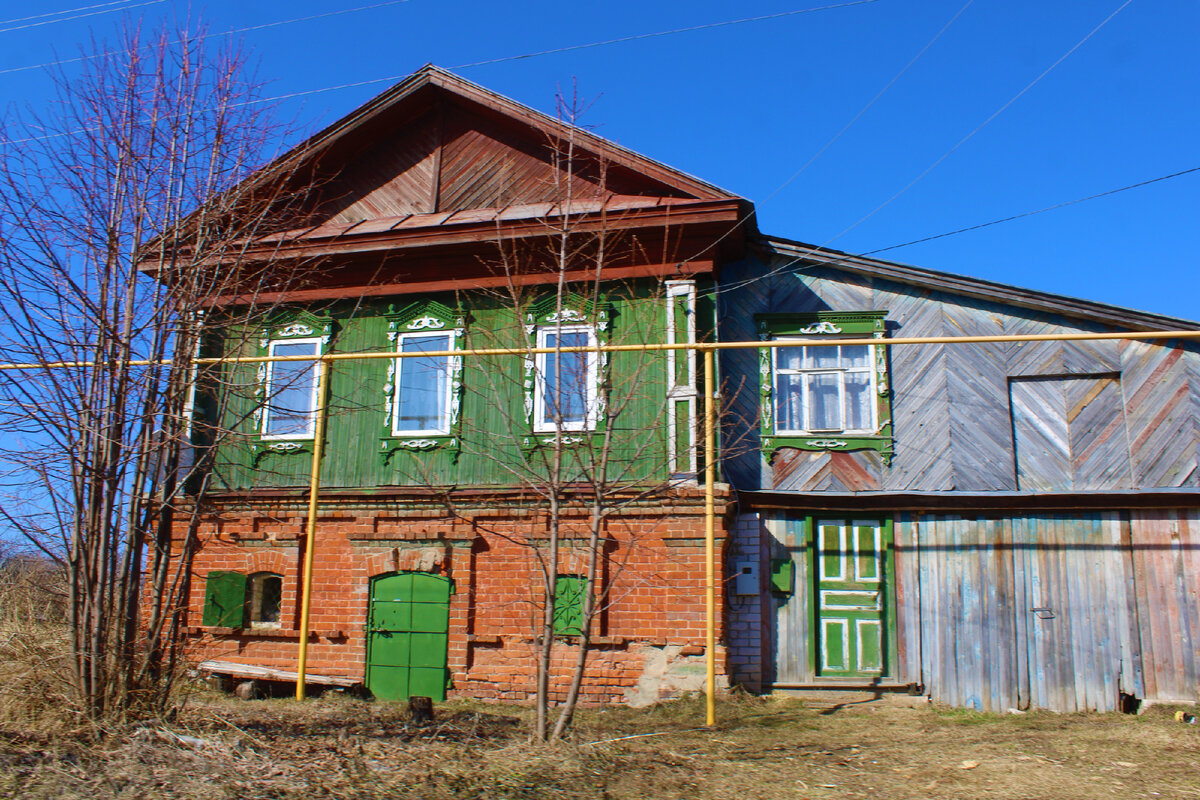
[
  {"x1": 391, "y1": 330, "x2": 454, "y2": 437},
  {"x1": 261, "y1": 337, "x2": 323, "y2": 440},
  {"x1": 534, "y1": 324, "x2": 598, "y2": 433},
  {"x1": 773, "y1": 337, "x2": 878, "y2": 435}
]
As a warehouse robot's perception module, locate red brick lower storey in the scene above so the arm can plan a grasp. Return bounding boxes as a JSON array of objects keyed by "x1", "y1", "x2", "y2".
[{"x1": 177, "y1": 487, "x2": 731, "y2": 705}]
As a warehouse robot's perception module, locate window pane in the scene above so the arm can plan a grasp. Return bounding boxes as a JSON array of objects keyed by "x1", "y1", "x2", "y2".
[
  {"x1": 777, "y1": 346, "x2": 804, "y2": 371},
  {"x1": 806, "y1": 373, "x2": 842, "y2": 430},
  {"x1": 251, "y1": 575, "x2": 282, "y2": 625},
  {"x1": 265, "y1": 341, "x2": 319, "y2": 437},
  {"x1": 844, "y1": 371, "x2": 872, "y2": 430},
  {"x1": 775, "y1": 373, "x2": 804, "y2": 432},
  {"x1": 396, "y1": 334, "x2": 450, "y2": 432},
  {"x1": 543, "y1": 331, "x2": 590, "y2": 425},
  {"x1": 810, "y1": 345, "x2": 839, "y2": 369},
  {"x1": 841, "y1": 344, "x2": 870, "y2": 369}
]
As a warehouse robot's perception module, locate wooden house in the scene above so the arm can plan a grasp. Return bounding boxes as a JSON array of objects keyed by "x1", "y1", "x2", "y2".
[
  {"x1": 720, "y1": 238, "x2": 1200, "y2": 711},
  {"x1": 178, "y1": 65, "x2": 745, "y2": 705},
  {"x1": 176, "y1": 65, "x2": 1200, "y2": 711}
]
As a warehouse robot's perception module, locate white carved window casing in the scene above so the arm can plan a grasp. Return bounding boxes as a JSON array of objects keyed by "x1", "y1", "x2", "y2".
[
  {"x1": 392, "y1": 331, "x2": 454, "y2": 436},
  {"x1": 261, "y1": 337, "x2": 323, "y2": 439},
  {"x1": 534, "y1": 324, "x2": 598, "y2": 433},
  {"x1": 773, "y1": 338, "x2": 877, "y2": 435}
]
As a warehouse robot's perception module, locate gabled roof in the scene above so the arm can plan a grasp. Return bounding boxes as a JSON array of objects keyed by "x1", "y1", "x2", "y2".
[
  {"x1": 190, "y1": 64, "x2": 747, "y2": 268},
  {"x1": 283, "y1": 64, "x2": 738, "y2": 209},
  {"x1": 758, "y1": 235, "x2": 1200, "y2": 332}
]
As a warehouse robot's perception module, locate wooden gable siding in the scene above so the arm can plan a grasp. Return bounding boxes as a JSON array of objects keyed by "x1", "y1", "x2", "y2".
[
  {"x1": 718, "y1": 252, "x2": 1200, "y2": 493},
  {"x1": 312, "y1": 98, "x2": 688, "y2": 229},
  {"x1": 320, "y1": 109, "x2": 441, "y2": 223}
]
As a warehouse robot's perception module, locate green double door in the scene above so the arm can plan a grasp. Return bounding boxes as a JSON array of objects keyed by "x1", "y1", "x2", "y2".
[
  {"x1": 365, "y1": 572, "x2": 452, "y2": 701},
  {"x1": 813, "y1": 519, "x2": 891, "y2": 677}
]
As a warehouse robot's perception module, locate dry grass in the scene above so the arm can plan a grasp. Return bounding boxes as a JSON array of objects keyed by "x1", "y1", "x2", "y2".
[
  {"x1": 0, "y1": 557, "x2": 77, "y2": 733},
  {"x1": 1, "y1": 689, "x2": 1198, "y2": 799}
]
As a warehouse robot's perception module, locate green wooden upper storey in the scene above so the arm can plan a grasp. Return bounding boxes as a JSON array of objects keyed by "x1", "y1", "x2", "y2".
[{"x1": 177, "y1": 66, "x2": 741, "y2": 493}]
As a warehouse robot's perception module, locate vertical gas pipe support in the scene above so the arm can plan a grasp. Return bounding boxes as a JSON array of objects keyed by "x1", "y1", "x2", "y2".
[
  {"x1": 295, "y1": 357, "x2": 331, "y2": 700},
  {"x1": 703, "y1": 346, "x2": 716, "y2": 727}
]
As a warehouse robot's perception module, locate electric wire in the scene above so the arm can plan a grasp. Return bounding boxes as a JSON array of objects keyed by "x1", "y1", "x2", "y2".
[
  {"x1": 0, "y1": 0, "x2": 414, "y2": 77},
  {"x1": 693, "y1": 0, "x2": 976, "y2": 263},
  {"x1": 0, "y1": 0, "x2": 144, "y2": 28},
  {"x1": 236, "y1": 1, "x2": 882, "y2": 106},
  {"x1": 860, "y1": 165, "x2": 1200, "y2": 256},
  {"x1": 710, "y1": 0, "x2": 1136, "y2": 298},
  {"x1": 825, "y1": 0, "x2": 1133, "y2": 246},
  {"x1": 0, "y1": 0, "x2": 164, "y2": 35}
]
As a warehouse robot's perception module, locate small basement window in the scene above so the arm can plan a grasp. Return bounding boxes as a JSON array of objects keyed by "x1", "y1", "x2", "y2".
[{"x1": 247, "y1": 572, "x2": 283, "y2": 628}]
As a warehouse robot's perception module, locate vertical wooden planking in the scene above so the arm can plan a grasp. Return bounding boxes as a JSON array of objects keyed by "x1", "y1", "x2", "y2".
[
  {"x1": 918, "y1": 514, "x2": 937, "y2": 700},
  {"x1": 962, "y1": 517, "x2": 984, "y2": 710},
  {"x1": 1117, "y1": 512, "x2": 1146, "y2": 700},
  {"x1": 1012, "y1": 515, "x2": 1031, "y2": 711},
  {"x1": 893, "y1": 513, "x2": 920, "y2": 684}
]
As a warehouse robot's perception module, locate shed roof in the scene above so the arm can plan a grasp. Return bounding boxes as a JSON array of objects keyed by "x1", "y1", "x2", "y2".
[{"x1": 757, "y1": 235, "x2": 1200, "y2": 333}]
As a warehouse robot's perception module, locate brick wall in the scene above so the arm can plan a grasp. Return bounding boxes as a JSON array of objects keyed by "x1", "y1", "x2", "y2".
[
  {"x1": 178, "y1": 489, "x2": 730, "y2": 704},
  {"x1": 725, "y1": 511, "x2": 768, "y2": 691}
]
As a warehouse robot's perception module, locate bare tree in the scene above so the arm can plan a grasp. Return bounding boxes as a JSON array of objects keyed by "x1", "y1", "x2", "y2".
[
  {"x1": 0, "y1": 23, "x2": 311, "y2": 723},
  {"x1": 432, "y1": 91, "x2": 704, "y2": 741}
]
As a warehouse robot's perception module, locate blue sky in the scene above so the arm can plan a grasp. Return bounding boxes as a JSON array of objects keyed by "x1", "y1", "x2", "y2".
[{"x1": 2, "y1": 0, "x2": 1197, "y2": 321}]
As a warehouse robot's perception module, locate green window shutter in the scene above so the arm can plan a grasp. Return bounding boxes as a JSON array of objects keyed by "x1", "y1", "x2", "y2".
[
  {"x1": 553, "y1": 575, "x2": 586, "y2": 636},
  {"x1": 202, "y1": 571, "x2": 247, "y2": 627}
]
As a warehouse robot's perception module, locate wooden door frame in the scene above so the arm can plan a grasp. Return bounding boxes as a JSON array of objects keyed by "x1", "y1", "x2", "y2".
[{"x1": 804, "y1": 515, "x2": 897, "y2": 679}]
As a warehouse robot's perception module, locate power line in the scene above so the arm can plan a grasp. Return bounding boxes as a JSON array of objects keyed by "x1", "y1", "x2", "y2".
[
  {"x1": 706, "y1": 164, "x2": 1200, "y2": 306},
  {"x1": 861, "y1": 165, "x2": 1200, "y2": 256},
  {"x1": 692, "y1": 0, "x2": 975, "y2": 264},
  {"x1": 0, "y1": 0, "x2": 164, "y2": 35},
  {"x1": 452, "y1": 1, "x2": 880, "y2": 69},
  {"x1": 0, "y1": 0, "x2": 414, "y2": 77},
  {"x1": 712, "y1": 0, "x2": 1135, "y2": 297},
  {"x1": 0, "y1": 0, "x2": 142, "y2": 27},
  {"x1": 825, "y1": 0, "x2": 1133, "y2": 246},
  {"x1": 234, "y1": 1, "x2": 883, "y2": 105}
]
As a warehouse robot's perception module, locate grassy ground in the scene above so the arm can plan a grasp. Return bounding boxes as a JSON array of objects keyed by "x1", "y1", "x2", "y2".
[{"x1": 1, "y1": 691, "x2": 1198, "y2": 799}]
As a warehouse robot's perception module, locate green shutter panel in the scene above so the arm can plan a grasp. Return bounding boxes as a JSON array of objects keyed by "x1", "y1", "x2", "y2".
[
  {"x1": 202, "y1": 571, "x2": 247, "y2": 627},
  {"x1": 553, "y1": 576, "x2": 586, "y2": 636}
]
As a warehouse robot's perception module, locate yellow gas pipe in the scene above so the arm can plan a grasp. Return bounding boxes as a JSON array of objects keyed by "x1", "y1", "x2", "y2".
[{"x1": 295, "y1": 357, "x2": 330, "y2": 701}]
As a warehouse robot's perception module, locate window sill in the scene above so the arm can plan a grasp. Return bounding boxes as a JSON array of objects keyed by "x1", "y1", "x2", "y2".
[
  {"x1": 764, "y1": 434, "x2": 893, "y2": 465},
  {"x1": 187, "y1": 626, "x2": 347, "y2": 640},
  {"x1": 379, "y1": 436, "x2": 458, "y2": 465}
]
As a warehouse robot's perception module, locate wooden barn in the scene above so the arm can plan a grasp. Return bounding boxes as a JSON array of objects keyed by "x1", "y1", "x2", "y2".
[
  {"x1": 720, "y1": 238, "x2": 1200, "y2": 712},
  {"x1": 171, "y1": 64, "x2": 1200, "y2": 710}
]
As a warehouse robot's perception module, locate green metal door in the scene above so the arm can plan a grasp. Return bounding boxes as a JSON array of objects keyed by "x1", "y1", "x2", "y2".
[
  {"x1": 812, "y1": 519, "x2": 891, "y2": 677},
  {"x1": 366, "y1": 572, "x2": 452, "y2": 701}
]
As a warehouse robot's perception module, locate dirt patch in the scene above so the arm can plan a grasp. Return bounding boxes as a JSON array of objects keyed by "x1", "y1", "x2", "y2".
[{"x1": 1, "y1": 693, "x2": 1198, "y2": 799}]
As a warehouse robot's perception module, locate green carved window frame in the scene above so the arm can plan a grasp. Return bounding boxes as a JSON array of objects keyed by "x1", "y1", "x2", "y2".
[
  {"x1": 757, "y1": 311, "x2": 893, "y2": 465},
  {"x1": 521, "y1": 293, "x2": 612, "y2": 450},
  {"x1": 251, "y1": 310, "x2": 335, "y2": 463},
  {"x1": 379, "y1": 299, "x2": 466, "y2": 465}
]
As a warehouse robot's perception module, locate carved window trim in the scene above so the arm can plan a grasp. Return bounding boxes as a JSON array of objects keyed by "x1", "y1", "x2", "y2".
[
  {"x1": 756, "y1": 311, "x2": 893, "y2": 465},
  {"x1": 521, "y1": 295, "x2": 611, "y2": 445},
  {"x1": 251, "y1": 312, "x2": 334, "y2": 453},
  {"x1": 379, "y1": 300, "x2": 465, "y2": 463}
]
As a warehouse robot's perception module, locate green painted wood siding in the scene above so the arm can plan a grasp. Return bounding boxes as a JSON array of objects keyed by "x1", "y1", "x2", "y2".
[{"x1": 206, "y1": 281, "x2": 682, "y2": 491}]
